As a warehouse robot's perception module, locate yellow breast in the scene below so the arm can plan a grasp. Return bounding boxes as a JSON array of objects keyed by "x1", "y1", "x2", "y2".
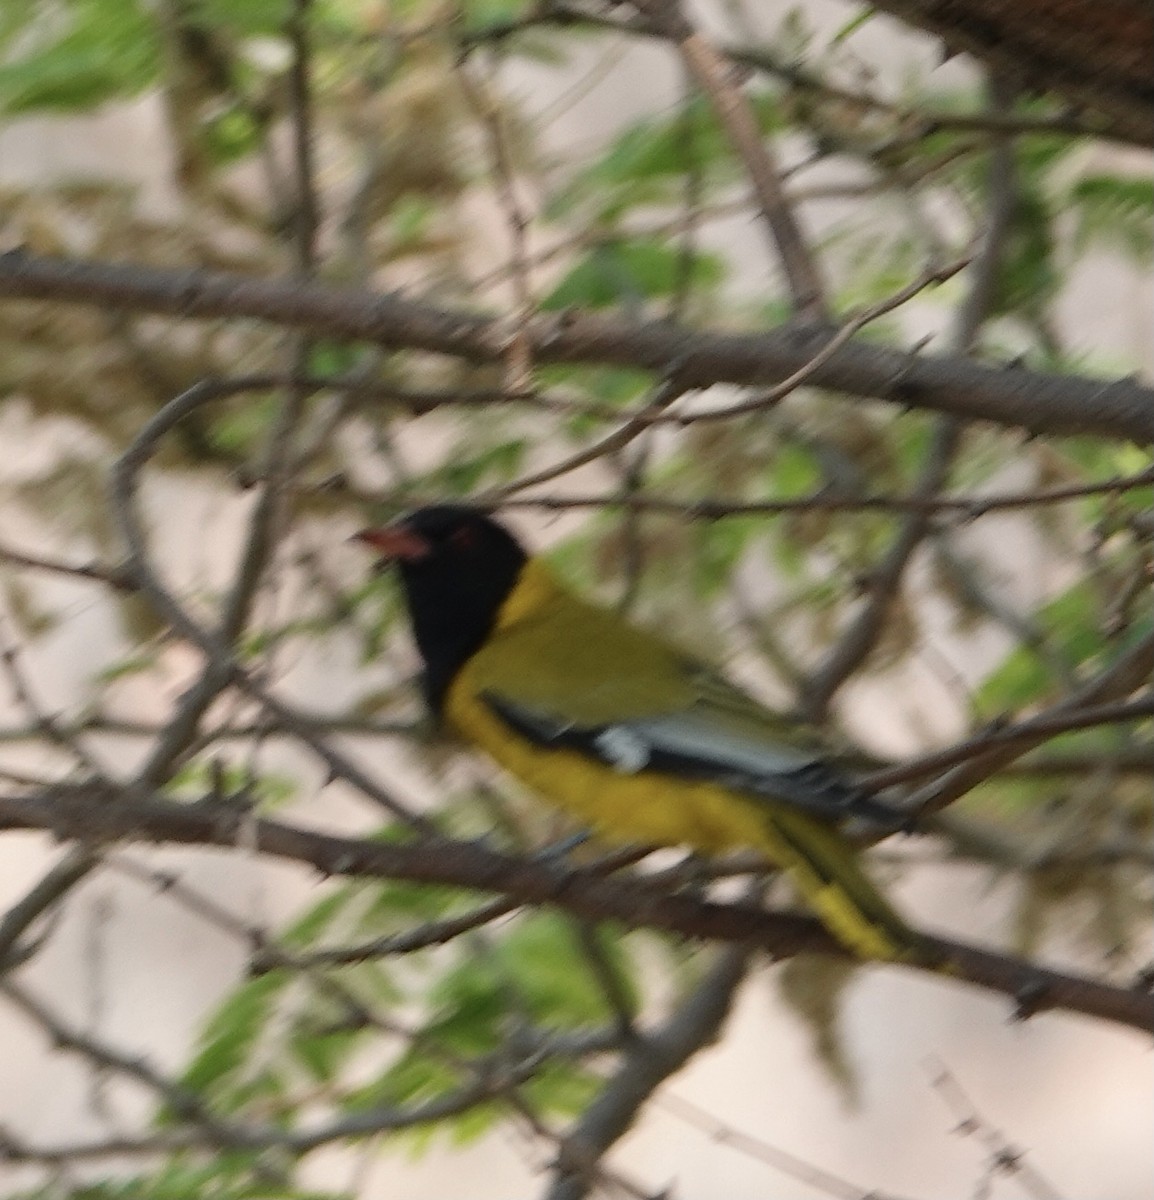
[
  {"x1": 445, "y1": 667, "x2": 766, "y2": 853},
  {"x1": 439, "y1": 559, "x2": 912, "y2": 963}
]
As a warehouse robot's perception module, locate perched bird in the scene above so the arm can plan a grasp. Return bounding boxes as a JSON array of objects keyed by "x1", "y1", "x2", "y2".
[{"x1": 357, "y1": 505, "x2": 926, "y2": 964}]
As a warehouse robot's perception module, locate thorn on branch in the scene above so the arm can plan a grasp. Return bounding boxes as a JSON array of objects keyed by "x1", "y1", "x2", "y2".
[
  {"x1": 327, "y1": 850, "x2": 359, "y2": 876},
  {"x1": 850, "y1": 571, "x2": 875, "y2": 597},
  {"x1": 659, "y1": 351, "x2": 696, "y2": 395},
  {"x1": 983, "y1": 712, "x2": 1012, "y2": 734},
  {"x1": 1132, "y1": 963, "x2": 1154, "y2": 993},
  {"x1": 1011, "y1": 977, "x2": 1051, "y2": 1021},
  {"x1": 991, "y1": 1146, "x2": 1025, "y2": 1175}
]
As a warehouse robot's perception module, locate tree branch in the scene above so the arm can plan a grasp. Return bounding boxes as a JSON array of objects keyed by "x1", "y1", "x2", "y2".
[
  {"x1": 2, "y1": 787, "x2": 1150, "y2": 1033},
  {"x1": 908, "y1": 627, "x2": 1154, "y2": 814},
  {"x1": 638, "y1": 0, "x2": 829, "y2": 318},
  {"x1": 2, "y1": 251, "x2": 1151, "y2": 442},
  {"x1": 863, "y1": 0, "x2": 1154, "y2": 146},
  {"x1": 547, "y1": 942, "x2": 751, "y2": 1200}
]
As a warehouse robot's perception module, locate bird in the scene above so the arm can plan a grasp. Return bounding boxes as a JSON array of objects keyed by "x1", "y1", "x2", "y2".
[{"x1": 356, "y1": 504, "x2": 929, "y2": 965}]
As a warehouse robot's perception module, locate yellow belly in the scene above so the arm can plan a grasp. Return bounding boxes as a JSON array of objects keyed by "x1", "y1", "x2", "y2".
[
  {"x1": 444, "y1": 673, "x2": 915, "y2": 964},
  {"x1": 435, "y1": 564, "x2": 920, "y2": 966},
  {"x1": 446, "y1": 680, "x2": 770, "y2": 854}
]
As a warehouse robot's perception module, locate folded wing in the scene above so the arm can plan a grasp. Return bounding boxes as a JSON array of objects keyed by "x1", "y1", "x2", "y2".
[{"x1": 481, "y1": 684, "x2": 905, "y2": 831}]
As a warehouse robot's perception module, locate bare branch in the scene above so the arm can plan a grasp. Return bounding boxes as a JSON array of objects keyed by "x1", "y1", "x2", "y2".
[
  {"x1": 0, "y1": 847, "x2": 100, "y2": 972},
  {"x1": 865, "y1": 693, "x2": 1154, "y2": 793},
  {"x1": 801, "y1": 75, "x2": 1025, "y2": 721},
  {"x1": 657, "y1": 1091, "x2": 920, "y2": 1200},
  {"x1": 493, "y1": 467, "x2": 1154, "y2": 518},
  {"x1": 546, "y1": 942, "x2": 751, "y2": 1200},
  {"x1": 465, "y1": 3, "x2": 1151, "y2": 146},
  {"x1": 1, "y1": 787, "x2": 1150, "y2": 1032},
  {"x1": 0, "y1": 541, "x2": 134, "y2": 589},
  {"x1": 636, "y1": 0, "x2": 829, "y2": 318},
  {"x1": 929, "y1": 1061, "x2": 1067, "y2": 1200},
  {"x1": 909, "y1": 627, "x2": 1154, "y2": 814},
  {"x1": 799, "y1": 419, "x2": 962, "y2": 722},
  {"x1": 0, "y1": 977, "x2": 245, "y2": 1143},
  {"x1": 2, "y1": 252, "x2": 1151, "y2": 442}
]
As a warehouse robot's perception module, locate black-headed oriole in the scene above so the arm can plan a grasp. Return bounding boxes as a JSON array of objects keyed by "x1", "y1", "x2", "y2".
[{"x1": 358, "y1": 505, "x2": 926, "y2": 964}]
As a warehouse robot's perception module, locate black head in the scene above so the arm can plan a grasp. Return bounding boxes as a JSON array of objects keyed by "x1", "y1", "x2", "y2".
[{"x1": 356, "y1": 506, "x2": 528, "y2": 713}]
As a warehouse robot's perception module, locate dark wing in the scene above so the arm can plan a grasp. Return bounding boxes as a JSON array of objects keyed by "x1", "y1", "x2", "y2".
[{"x1": 481, "y1": 690, "x2": 908, "y2": 832}]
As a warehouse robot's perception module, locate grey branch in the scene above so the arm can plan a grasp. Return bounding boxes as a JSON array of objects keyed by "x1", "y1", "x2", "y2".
[{"x1": 1, "y1": 251, "x2": 1151, "y2": 443}]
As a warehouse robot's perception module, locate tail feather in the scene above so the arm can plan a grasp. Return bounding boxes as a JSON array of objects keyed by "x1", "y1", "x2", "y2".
[{"x1": 760, "y1": 808, "x2": 925, "y2": 963}]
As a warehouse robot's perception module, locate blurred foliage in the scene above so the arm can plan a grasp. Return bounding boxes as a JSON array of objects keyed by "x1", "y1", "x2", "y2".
[{"x1": 0, "y1": 0, "x2": 1151, "y2": 1194}]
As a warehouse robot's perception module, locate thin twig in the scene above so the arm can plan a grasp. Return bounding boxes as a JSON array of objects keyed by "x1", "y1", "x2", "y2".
[
  {"x1": 800, "y1": 74, "x2": 1023, "y2": 722},
  {"x1": 458, "y1": 53, "x2": 538, "y2": 392},
  {"x1": 546, "y1": 942, "x2": 752, "y2": 1200},
  {"x1": 864, "y1": 693, "x2": 1154, "y2": 791},
  {"x1": 928, "y1": 1060, "x2": 1067, "y2": 1200},
  {"x1": 657, "y1": 1091, "x2": 919, "y2": 1200},
  {"x1": 0, "y1": 977, "x2": 247, "y2": 1143},
  {"x1": 0, "y1": 624, "x2": 110, "y2": 779},
  {"x1": 799, "y1": 418, "x2": 962, "y2": 722},
  {"x1": 0, "y1": 846, "x2": 100, "y2": 971},
  {"x1": 908, "y1": 629, "x2": 1154, "y2": 816},
  {"x1": 493, "y1": 374, "x2": 690, "y2": 497},
  {"x1": 639, "y1": 0, "x2": 828, "y2": 319},
  {"x1": 110, "y1": 384, "x2": 433, "y2": 833},
  {"x1": 0, "y1": 542, "x2": 133, "y2": 589},
  {"x1": 462, "y1": 8, "x2": 1139, "y2": 146}
]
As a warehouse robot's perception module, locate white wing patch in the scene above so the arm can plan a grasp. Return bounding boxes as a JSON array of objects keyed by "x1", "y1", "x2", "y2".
[
  {"x1": 627, "y1": 711, "x2": 816, "y2": 775},
  {"x1": 594, "y1": 726, "x2": 651, "y2": 774},
  {"x1": 480, "y1": 689, "x2": 903, "y2": 828}
]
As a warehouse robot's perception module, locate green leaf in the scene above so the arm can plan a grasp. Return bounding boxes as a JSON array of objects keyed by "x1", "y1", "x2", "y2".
[
  {"x1": 208, "y1": 394, "x2": 279, "y2": 457},
  {"x1": 424, "y1": 435, "x2": 528, "y2": 493},
  {"x1": 204, "y1": 104, "x2": 265, "y2": 165},
  {"x1": 777, "y1": 955, "x2": 860, "y2": 1105},
  {"x1": 689, "y1": 516, "x2": 764, "y2": 598},
  {"x1": 0, "y1": 0, "x2": 159, "y2": 113},
  {"x1": 535, "y1": 364, "x2": 653, "y2": 437},
  {"x1": 768, "y1": 442, "x2": 821, "y2": 497},
  {"x1": 454, "y1": 0, "x2": 537, "y2": 32},
  {"x1": 522, "y1": 1058, "x2": 600, "y2": 1117},
  {"x1": 93, "y1": 650, "x2": 160, "y2": 683},
  {"x1": 194, "y1": 0, "x2": 295, "y2": 35},
  {"x1": 163, "y1": 759, "x2": 297, "y2": 807},
  {"x1": 542, "y1": 239, "x2": 723, "y2": 310},
  {"x1": 547, "y1": 98, "x2": 739, "y2": 223},
  {"x1": 1068, "y1": 173, "x2": 1154, "y2": 259},
  {"x1": 172, "y1": 971, "x2": 290, "y2": 1115},
  {"x1": 995, "y1": 188, "x2": 1060, "y2": 315},
  {"x1": 831, "y1": 4, "x2": 875, "y2": 43},
  {"x1": 348, "y1": 912, "x2": 628, "y2": 1123},
  {"x1": 975, "y1": 579, "x2": 1114, "y2": 711},
  {"x1": 5, "y1": 1159, "x2": 350, "y2": 1200}
]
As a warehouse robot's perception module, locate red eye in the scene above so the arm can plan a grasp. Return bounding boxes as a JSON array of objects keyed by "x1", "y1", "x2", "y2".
[{"x1": 451, "y1": 524, "x2": 477, "y2": 550}]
